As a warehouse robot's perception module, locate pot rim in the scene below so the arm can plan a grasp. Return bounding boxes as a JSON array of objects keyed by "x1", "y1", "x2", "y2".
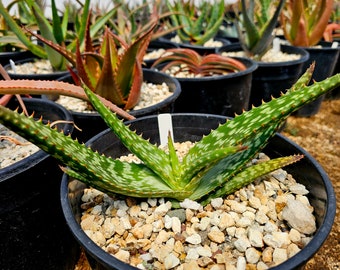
[
  {"x1": 217, "y1": 43, "x2": 310, "y2": 68},
  {"x1": 0, "y1": 97, "x2": 74, "y2": 182}
]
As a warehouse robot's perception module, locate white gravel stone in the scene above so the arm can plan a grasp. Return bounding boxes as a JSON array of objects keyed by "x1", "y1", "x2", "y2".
[
  {"x1": 171, "y1": 217, "x2": 182, "y2": 234},
  {"x1": 282, "y1": 198, "x2": 316, "y2": 234},
  {"x1": 179, "y1": 199, "x2": 202, "y2": 211},
  {"x1": 186, "y1": 233, "x2": 202, "y2": 245},
  {"x1": 227, "y1": 200, "x2": 247, "y2": 213},
  {"x1": 248, "y1": 228, "x2": 264, "y2": 248},
  {"x1": 234, "y1": 237, "x2": 251, "y2": 252},
  {"x1": 272, "y1": 248, "x2": 288, "y2": 265},
  {"x1": 210, "y1": 198, "x2": 224, "y2": 209},
  {"x1": 245, "y1": 247, "x2": 261, "y2": 264},
  {"x1": 236, "y1": 256, "x2": 246, "y2": 270},
  {"x1": 164, "y1": 253, "x2": 180, "y2": 269}
]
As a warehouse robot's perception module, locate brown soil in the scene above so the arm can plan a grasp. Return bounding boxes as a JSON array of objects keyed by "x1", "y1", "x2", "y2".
[
  {"x1": 282, "y1": 98, "x2": 340, "y2": 270},
  {"x1": 75, "y1": 98, "x2": 340, "y2": 270}
]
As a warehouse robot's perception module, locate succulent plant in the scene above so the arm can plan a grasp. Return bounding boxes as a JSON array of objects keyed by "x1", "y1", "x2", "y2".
[
  {"x1": 0, "y1": 64, "x2": 339, "y2": 206},
  {"x1": 0, "y1": 0, "x2": 117, "y2": 70},
  {"x1": 280, "y1": 0, "x2": 334, "y2": 47},
  {"x1": 166, "y1": 0, "x2": 226, "y2": 46},
  {"x1": 151, "y1": 48, "x2": 247, "y2": 76},
  {"x1": 27, "y1": 9, "x2": 157, "y2": 110},
  {"x1": 234, "y1": 0, "x2": 285, "y2": 59}
]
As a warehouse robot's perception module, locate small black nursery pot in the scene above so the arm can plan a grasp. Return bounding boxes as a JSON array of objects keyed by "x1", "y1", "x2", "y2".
[{"x1": 0, "y1": 98, "x2": 78, "y2": 270}]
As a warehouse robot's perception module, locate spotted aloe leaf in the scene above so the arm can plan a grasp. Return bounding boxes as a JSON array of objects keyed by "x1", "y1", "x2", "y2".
[{"x1": 0, "y1": 66, "x2": 339, "y2": 204}]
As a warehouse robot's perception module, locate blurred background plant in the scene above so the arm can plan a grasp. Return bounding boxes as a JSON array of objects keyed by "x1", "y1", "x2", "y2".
[
  {"x1": 280, "y1": 0, "x2": 334, "y2": 47},
  {"x1": 0, "y1": 0, "x2": 116, "y2": 70},
  {"x1": 165, "y1": 0, "x2": 227, "y2": 46},
  {"x1": 232, "y1": 0, "x2": 285, "y2": 60}
]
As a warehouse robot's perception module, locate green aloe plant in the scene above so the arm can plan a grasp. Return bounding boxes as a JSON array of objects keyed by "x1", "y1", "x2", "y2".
[
  {"x1": 280, "y1": 0, "x2": 334, "y2": 47},
  {"x1": 151, "y1": 47, "x2": 247, "y2": 76},
  {"x1": 166, "y1": 0, "x2": 226, "y2": 46},
  {"x1": 234, "y1": 0, "x2": 285, "y2": 59},
  {"x1": 0, "y1": 0, "x2": 117, "y2": 70},
  {"x1": 0, "y1": 65, "x2": 339, "y2": 205}
]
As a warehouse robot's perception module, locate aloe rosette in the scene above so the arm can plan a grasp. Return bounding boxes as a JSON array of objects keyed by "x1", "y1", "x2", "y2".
[{"x1": 0, "y1": 65, "x2": 339, "y2": 205}]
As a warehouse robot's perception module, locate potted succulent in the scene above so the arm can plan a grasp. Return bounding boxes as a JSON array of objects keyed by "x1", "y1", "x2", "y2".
[
  {"x1": 280, "y1": 0, "x2": 340, "y2": 116},
  {"x1": 0, "y1": 64, "x2": 338, "y2": 268},
  {"x1": 151, "y1": 47, "x2": 257, "y2": 116},
  {"x1": 162, "y1": 0, "x2": 230, "y2": 54},
  {"x1": 219, "y1": 0, "x2": 310, "y2": 108},
  {"x1": 0, "y1": 0, "x2": 116, "y2": 79}
]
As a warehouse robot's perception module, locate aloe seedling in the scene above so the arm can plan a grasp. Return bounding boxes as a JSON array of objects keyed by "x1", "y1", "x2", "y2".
[
  {"x1": 234, "y1": 0, "x2": 285, "y2": 59},
  {"x1": 0, "y1": 66, "x2": 339, "y2": 205},
  {"x1": 166, "y1": 0, "x2": 226, "y2": 46},
  {"x1": 280, "y1": 0, "x2": 334, "y2": 46},
  {"x1": 152, "y1": 48, "x2": 247, "y2": 76}
]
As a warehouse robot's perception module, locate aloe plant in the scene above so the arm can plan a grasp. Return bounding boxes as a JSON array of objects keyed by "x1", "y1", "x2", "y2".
[
  {"x1": 234, "y1": 0, "x2": 285, "y2": 59},
  {"x1": 0, "y1": 0, "x2": 117, "y2": 70},
  {"x1": 166, "y1": 0, "x2": 226, "y2": 46},
  {"x1": 280, "y1": 0, "x2": 334, "y2": 46},
  {"x1": 28, "y1": 10, "x2": 157, "y2": 110},
  {"x1": 0, "y1": 65, "x2": 339, "y2": 205},
  {"x1": 152, "y1": 48, "x2": 247, "y2": 76}
]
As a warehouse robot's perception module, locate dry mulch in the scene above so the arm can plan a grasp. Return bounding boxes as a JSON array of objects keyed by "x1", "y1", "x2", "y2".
[
  {"x1": 75, "y1": 98, "x2": 340, "y2": 270},
  {"x1": 282, "y1": 98, "x2": 340, "y2": 270}
]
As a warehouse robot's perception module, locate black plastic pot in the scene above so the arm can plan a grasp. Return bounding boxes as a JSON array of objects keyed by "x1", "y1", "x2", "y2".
[
  {"x1": 154, "y1": 57, "x2": 257, "y2": 116},
  {"x1": 0, "y1": 50, "x2": 35, "y2": 68},
  {"x1": 61, "y1": 113, "x2": 336, "y2": 270},
  {"x1": 52, "y1": 69, "x2": 181, "y2": 143},
  {"x1": 0, "y1": 98, "x2": 78, "y2": 269},
  {"x1": 294, "y1": 42, "x2": 340, "y2": 116},
  {"x1": 3, "y1": 57, "x2": 70, "y2": 80},
  {"x1": 217, "y1": 43, "x2": 310, "y2": 109}
]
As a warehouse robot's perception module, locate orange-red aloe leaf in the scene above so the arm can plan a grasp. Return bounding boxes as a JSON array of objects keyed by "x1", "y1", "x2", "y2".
[
  {"x1": 124, "y1": 61, "x2": 143, "y2": 110},
  {"x1": 83, "y1": 11, "x2": 98, "y2": 78},
  {"x1": 309, "y1": 0, "x2": 334, "y2": 46},
  {"x1": 95, "y1": 35, "x2": 124, "y2": 106},
  {"x1": 115, "y1": 21, "x2": 156, "y2": 99}
]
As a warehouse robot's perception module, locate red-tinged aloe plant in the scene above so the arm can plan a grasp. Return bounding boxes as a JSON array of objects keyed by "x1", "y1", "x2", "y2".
[
  {"x1": 26, "y1": 11, "x2": 157, "y2": 110},
  {"x1": 280, "y1": 0, "x2": 334, "y2": 47},
  {"x1": 151, "y1": 48, "x2": 247, "y2": 77}
]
